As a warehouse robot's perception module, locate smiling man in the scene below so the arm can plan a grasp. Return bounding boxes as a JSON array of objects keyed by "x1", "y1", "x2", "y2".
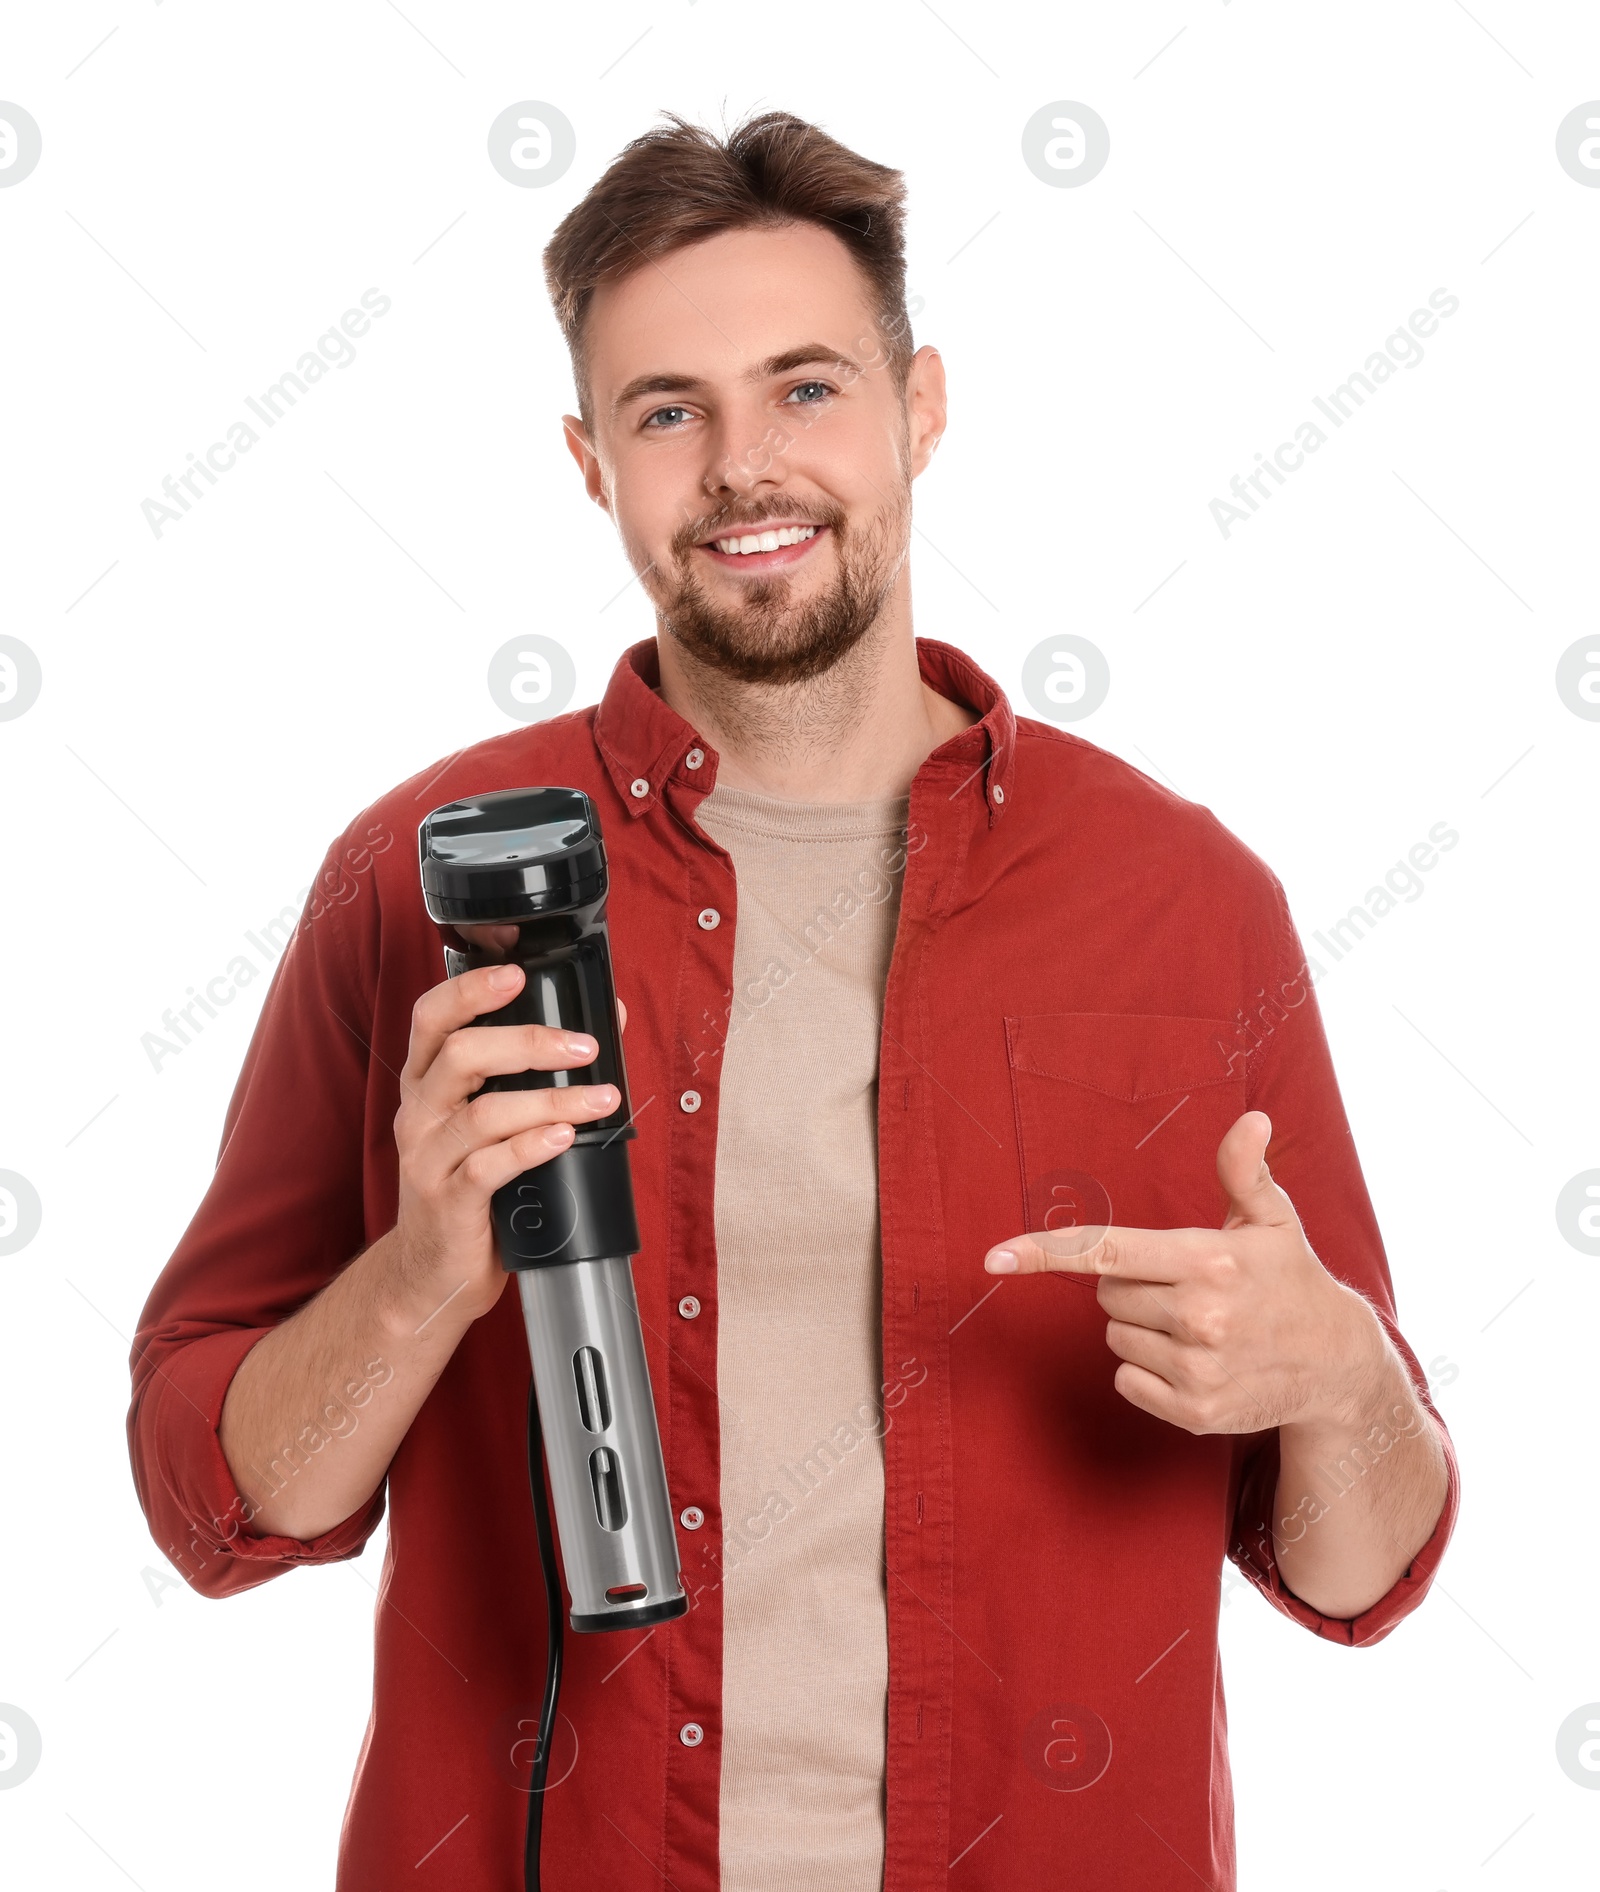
[{"x1": 128, "y1": 111, "x2": 1458, "y2": 1892}]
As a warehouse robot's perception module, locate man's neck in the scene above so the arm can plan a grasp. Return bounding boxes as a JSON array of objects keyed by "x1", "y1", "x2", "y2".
[{"x1": 653, "y1": 611, "x2": 979, "y2": 803}]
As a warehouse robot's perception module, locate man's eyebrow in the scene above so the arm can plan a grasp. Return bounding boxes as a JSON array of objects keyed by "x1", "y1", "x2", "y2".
[
  {"x1": 609, "y1": 344, "x2": 865, "y2": 419},
  {"x1": 756, "y1": 343, "x2": 864, "y2": 380}
]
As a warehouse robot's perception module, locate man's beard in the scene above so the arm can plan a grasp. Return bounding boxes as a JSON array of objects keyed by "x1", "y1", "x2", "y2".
[{"x1": 646, "y1": 488, "x2": 908, "y2": 688}]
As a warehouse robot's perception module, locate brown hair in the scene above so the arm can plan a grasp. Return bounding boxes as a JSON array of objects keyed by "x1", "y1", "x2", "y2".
[{"x1": 543, "y1": 110, "x2": 915, "y2": 433}]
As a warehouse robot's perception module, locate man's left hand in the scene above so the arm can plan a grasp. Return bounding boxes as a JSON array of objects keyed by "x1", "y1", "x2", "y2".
[{"x1": 983, "y1": 1111, "x2": 1386, "y2": 1436}]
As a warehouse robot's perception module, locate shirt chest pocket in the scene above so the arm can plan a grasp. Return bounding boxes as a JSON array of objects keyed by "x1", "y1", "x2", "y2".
[{"x1": 1004, "y1": 1012, "x2": 1248, "y2": 1238}]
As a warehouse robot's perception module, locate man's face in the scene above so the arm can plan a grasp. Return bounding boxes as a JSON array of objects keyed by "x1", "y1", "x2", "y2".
[{"x1": 565, "y1": 222, "x2": 944, "y2": 686}]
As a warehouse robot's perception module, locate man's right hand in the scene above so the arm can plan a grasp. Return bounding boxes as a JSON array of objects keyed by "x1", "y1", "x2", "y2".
[
  {"x1": 218, "y1": 959, "x2": 628, "y2": 1542},
  {"x1": 388, "y1": 960, "x2": 624, "y2": 1329}
]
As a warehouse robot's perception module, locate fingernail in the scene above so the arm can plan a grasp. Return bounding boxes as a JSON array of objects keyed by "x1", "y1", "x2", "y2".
[
  {"x1": 544, "y1": 1122, "x2": 574, "y2": 1146},
  {"x1": 488, "y1": 965, "x2": 521, "y2": 988},
  {"x1": 584, "y1": 1084, "x2": 617, "y2": 1108},
  {"x1": 565, "y1": 1033, "x2": 598, "y2": 1058},
  {"x1": 986, "y1": 1248, "x2": 1018, "y2": 1273}
]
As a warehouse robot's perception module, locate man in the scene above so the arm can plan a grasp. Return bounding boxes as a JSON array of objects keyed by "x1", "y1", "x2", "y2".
[{"x1": 128, "y1": 110, "x2": 1457, "y2": 1891}]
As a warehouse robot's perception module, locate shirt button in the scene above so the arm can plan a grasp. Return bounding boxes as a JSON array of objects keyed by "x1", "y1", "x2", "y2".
[
  {"x1": 678, "y1": 1295, "x2": 701, "y2": 1319},
  {"x1": 630, "y1": 777, "x2": 650, "y2": 799},
  {"x1": 992, "y1": 783, "x2": 1005, "y2": 804},
  {"x1": 697, "y1": 907, "x2": 720, "y2": 930},
  {"x1": 680, "y1": 1089, "x2": 701, "y2": 1113},
  {"x1": 679, "y1": 1722, "x2": 705, "y2": 1747},
  {"x1": 679, "y1": 1506, "x2": 705, "y2": 1531},
  {"x1": 685, "y1": 747, "x2": 705, "y2": 770}
]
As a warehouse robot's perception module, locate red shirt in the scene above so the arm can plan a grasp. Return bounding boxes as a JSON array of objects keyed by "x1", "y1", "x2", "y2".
[{"x1": 128, "y1": 634, "x2": 1459, "y2": 1890}]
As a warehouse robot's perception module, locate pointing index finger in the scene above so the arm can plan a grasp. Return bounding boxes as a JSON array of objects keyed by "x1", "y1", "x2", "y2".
[{"x1": 983, "y1": 1224, "x2": 1186, "y2": 1282}]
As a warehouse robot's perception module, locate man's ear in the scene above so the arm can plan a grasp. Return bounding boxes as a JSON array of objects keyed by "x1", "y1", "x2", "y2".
[
  {"x1": 904, "y1": 344, "x2": 947, "y2": 480},
  {"x1": 562, "y1": 413, "x2": 611, "y2": 515}
]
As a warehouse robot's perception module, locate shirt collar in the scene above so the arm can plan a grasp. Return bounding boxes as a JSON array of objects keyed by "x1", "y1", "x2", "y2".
[{"x1": 593, "y1": 635, "x2": 1016, "y2": 827}]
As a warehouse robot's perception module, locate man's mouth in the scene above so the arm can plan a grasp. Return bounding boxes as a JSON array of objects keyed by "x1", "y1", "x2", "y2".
[{"x1": 696, "y1": 522, "x2": 826, "y2": 571}]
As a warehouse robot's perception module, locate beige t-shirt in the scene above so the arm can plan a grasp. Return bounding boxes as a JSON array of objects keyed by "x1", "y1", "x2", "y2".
[{"x1": 693, "y1": 779, "x2": 911, "y2": 1892}]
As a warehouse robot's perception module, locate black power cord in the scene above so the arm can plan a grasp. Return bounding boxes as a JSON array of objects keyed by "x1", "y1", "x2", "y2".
[{"x1": 524, "y1": 1374, "x2": 564, "y2": 1892}]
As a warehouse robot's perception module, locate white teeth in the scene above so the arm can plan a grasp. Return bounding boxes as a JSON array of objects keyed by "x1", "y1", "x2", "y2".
[{"x1": 711, "y1": 524, "x2": 818, "y2": 555}]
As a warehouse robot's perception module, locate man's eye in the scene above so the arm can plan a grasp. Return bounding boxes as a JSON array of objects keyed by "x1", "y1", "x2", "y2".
[
  {"x1": 644, "y1": 405, "x2": 691, "y2": 429},
  {"x1": 785, "y1": 380, "x2": 834, "y2": 405}
]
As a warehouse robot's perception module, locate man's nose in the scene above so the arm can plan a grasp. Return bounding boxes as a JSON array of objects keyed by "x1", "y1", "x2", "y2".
[{"x1": 699, "y1": 400, "x2": 792, "y2": 502}]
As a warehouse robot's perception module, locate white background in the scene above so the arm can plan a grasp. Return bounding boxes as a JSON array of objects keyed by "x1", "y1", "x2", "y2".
[{"x1": 2, "y1": 3, "x2": 1597, "y2": 1886}]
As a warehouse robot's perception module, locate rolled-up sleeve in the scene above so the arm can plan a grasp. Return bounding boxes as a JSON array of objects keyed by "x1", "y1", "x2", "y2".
[
  {"x1": 126, "y1": 814, "x2": 394, "y2": 1598},
  {"x1": 1226, "y1": 878, "x2": 1461, "y2": 1646}
]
